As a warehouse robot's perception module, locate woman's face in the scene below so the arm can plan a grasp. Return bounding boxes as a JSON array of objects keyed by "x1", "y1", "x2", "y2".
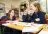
[
  {"x1": 30, "y1": 4, "x2": 38, "y2": 12},
  {"x1": 10, "y1": 10, "x2": 14, "y2": 16}
]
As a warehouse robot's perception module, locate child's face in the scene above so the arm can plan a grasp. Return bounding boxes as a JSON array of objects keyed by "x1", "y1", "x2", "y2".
[{"x1": 10, "y1": 10, "x2": 14, "y2": 16}]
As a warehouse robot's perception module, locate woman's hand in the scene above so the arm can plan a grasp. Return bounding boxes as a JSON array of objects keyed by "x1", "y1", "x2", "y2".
[{"x1": 35, "y1": 18, "x2": 40, "y2": 21}]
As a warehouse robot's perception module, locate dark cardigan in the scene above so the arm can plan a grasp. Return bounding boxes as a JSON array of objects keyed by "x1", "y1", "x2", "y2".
[{"x1": 22, "y1": 11, "x2": 46, "y2": 24}]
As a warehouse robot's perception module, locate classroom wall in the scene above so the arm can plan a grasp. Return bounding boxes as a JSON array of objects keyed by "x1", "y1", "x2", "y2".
[
  {"x1": 39, "y1": 0, "x2": 46, "y2": 12},
  {"x1": 0, "y1": 0, "x2": 47, "y2": 13},
  {"x1": 0, "y1": 0, "x2": 29, "y2": 18},
  {"x1": 0, "y1": 0, "x2": 28, "y2": 13}
]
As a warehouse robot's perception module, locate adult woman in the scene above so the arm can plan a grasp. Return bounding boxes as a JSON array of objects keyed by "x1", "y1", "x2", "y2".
[
  {"x1": 30, "y1": 3, "x2": 46, "y2": 24},
  {"x1": 22, "y1": 2, "x2": 46, "y2": 24}
]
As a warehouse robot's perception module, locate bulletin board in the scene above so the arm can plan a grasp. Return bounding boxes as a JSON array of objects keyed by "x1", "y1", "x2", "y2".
[
  {"x1": 0, "y1": 3, "x2": 5, "y2": 13},
  {"x1": 0, "y1": 3, "x2": 5, "y2": 19}
]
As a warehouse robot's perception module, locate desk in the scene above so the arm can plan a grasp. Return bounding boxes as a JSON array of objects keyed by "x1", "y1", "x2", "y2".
[
  {"x1": 38, "y1": 24, "x2": 48, "y2": 34},
  {"x1": 2, "y1": 22, "x2": 45, "y2": 34}
]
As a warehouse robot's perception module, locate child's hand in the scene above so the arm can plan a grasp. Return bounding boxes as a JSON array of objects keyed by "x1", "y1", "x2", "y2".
[{"x1": 6, "y1": 20, "x2": 13, "y2": 23}]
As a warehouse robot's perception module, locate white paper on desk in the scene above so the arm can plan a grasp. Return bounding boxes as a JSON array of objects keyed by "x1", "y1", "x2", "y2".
[
  {"x1": 2, "y1": 23, "x2": 9, "y2": 26},
  {"x1": 13, "y1": 22, "x2": 43, "y2": 27},
  {"x1": 22, "y1": 27, "x2": 39, "y2": 32},
  {"x1": 17, "y1": 22, "x2": 33, "y2": 26},
  {"x1": 6, "y1": 21, "x2": 19, "y2": 24},
  {"x1": 12, "y1": 22, "x2": 30, "y2": 26},
  {"x1": 22, "y1": 24, "x2": 43, "y2": 33},
  {"x1": 31, "y1": 24, "x2": 43, "y2": 28},
  {"x1": 39, "y1": 31, "x2": 48, "y2": 34}
]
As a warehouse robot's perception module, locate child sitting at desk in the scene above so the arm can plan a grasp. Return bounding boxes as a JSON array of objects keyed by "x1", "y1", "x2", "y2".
[
  {"x1": 0, "y1": 8, "x2": 19, "y2": 24},
  {"x1": 0, "y1": 8, "x2": 21, "y2": 34}
]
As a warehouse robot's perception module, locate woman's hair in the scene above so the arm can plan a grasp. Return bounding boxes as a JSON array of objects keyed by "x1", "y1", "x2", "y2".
[
  {"x1": 33, "y1": 3, "x2": 42, "y2": 11},
  {"x1": 7, "y1": 8, "x2": 19, "y2": 19}
]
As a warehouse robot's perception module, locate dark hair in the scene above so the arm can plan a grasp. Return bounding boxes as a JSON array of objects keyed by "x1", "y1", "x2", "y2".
[
  {"x1": 7, "y1": 8, "x2": 19, "y2": 19},
  {"x1": 20, "y1": 3, "x2": 27, "y2": 12}
]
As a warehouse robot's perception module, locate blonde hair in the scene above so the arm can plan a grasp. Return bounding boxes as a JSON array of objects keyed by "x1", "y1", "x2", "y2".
[{"x1": 33, "y1": 2, "x2": 42, "y2": 11}]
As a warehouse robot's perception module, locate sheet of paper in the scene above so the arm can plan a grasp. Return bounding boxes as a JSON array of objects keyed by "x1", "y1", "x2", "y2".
[
  {"x1": 22, "y1": 27, "x2": 37, "y2": 32},
  {"x1": 38, "y1": 30, "x2": 48, "y2": 34},
  {"x1": 2, "y1": 23, "x2": 9, "y2": 26},
  {"x1": 13, "y1": 22, "x2": 32, "y2": 26},
  {"x1": 38, "y1": 25, "x2": 48, "y2": 34},
  {"x1": 22, "y1": 24, "x2": 43, "y2": 33}
]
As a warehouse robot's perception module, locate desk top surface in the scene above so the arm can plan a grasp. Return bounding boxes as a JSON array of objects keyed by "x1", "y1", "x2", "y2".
[
  {"x1": 2, "y1": 22, "x2": 44, "y2": 33},
  {"x1": 38, "y1": 24, "x2": 48, "y2": 34}
]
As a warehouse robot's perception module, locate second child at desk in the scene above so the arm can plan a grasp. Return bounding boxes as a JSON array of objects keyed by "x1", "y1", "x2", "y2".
[
  {"x1": 1, "y1": 8, "x2": 19, "y2": 24},
  {"x1": 1, "y1": 8, "x2": 21, "y2": 34}
]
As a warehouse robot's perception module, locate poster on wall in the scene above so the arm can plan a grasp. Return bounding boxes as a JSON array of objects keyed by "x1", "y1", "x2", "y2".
[
  {"x1": 0, "y1": 3, "x2": 5, "y2": 19},
  {"x1": 0, "y1": 3, "x2": 5, "y2": 13}
]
